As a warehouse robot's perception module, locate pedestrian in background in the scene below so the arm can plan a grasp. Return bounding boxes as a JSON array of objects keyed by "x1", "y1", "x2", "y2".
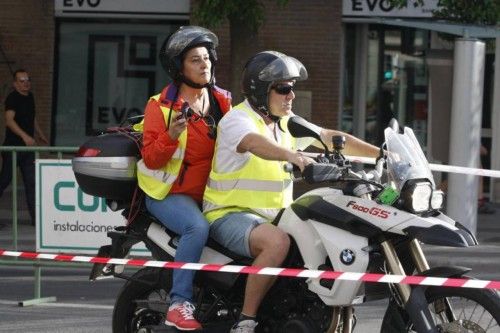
[{"x1": 0, "y1": 69, "x2": 48, "y2": 226}]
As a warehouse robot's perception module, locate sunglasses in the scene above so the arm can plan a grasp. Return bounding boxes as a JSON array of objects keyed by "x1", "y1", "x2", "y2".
[
  {"x1": 187, "y1": 109, "x2": 217, "y2": 139},
  {"x1": 272, "y1": 84, "x2": 294, "y2": 95}
]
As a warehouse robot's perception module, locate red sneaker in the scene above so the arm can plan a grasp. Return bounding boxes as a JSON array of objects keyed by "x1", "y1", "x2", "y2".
[{"x1": 165, "y1": 301, "x2": 201, "y2": 331}]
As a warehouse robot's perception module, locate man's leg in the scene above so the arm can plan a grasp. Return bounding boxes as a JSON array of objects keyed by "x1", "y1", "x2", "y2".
[
  {"x1": 0, "y1": 152, "x2": 13, "y2": 197},
  {"x1": 241, "y1": 223, "x2": 290, "y2": 316},
  {"x1": 209, "y1": 212, "x2": 290, "y2": 331},
  {"x1": 18, "y1": 152, "x2": 36, "y2": 225}
]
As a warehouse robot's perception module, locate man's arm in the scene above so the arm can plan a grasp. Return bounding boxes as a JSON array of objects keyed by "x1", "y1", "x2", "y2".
[
  {"x1": 318, "y1": 129, "x2": 379, "y2": 158},
  {"x1": 237, "y1": 133, "x2": 314, "y2": 171},
  {"x1": 34, "y1": 117, "x2": 49, "y2": 145},
  {"x1": 5, "y1": 110, "x2": 35, "y2": 146}
]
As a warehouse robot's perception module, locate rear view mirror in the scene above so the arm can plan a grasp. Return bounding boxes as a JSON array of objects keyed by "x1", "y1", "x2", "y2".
[{"x1": 287, "y1": 116, "x2": 321, "y2": 140}]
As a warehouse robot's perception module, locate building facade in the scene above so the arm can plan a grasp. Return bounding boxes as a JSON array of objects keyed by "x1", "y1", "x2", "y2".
[{"x1": 1, "y1": 0, "x2": 498, "y2": 200}]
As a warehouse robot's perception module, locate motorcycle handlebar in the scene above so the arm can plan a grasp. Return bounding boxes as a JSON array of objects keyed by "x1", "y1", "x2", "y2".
[
  {"x1": 302, "y1": 163, "x2": 343, "y2": 184},
  {"x1": 283, "y1": 155, "x2": 346, "y2": 184},
  {"x1": 283, "y1": 162, "x2": 299, "y2": 173}
]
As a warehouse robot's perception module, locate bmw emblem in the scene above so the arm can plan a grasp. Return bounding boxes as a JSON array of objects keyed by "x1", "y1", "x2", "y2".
[{"x1": 340, "y1": 249, "x2": 355, "y2": 265}]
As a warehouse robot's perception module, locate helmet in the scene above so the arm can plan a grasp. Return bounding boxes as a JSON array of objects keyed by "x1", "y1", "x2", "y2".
[
  {"x1": 242, "y1": 51, "x2": 308, "y2": 115},
  {"x1": 159, "y1": 26, "x2": 218, "y2": 87}
]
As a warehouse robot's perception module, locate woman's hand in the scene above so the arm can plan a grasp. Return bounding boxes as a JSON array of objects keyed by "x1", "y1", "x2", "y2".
[{"x1": 168, "y1": 116, "x2": 187, "y2": 140}]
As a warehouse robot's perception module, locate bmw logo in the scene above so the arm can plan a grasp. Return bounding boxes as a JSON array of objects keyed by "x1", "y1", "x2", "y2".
[{"x1": 340, "y1": 249, "x2": 355, "y2": 265}]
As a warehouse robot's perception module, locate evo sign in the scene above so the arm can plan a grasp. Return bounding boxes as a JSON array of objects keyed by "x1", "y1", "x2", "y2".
[
  {"x1": 342, "y1": 0, "x2": 439, "y2": 17},
  {"x1": 54, "y1": 0, "x2": 189, "y2": 19},
  {"x1": 36, "y1": 159, "x2": 148, "y2": 255}
]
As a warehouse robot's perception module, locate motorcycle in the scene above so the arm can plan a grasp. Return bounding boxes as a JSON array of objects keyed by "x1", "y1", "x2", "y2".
[{"x1": 72, "y1": 117, "x2": 500, "y2": 333}]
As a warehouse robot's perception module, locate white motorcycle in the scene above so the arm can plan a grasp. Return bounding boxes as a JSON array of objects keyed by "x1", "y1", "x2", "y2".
[{"x1": 73, "y1": 117, "x2": 500, "y2": 333}]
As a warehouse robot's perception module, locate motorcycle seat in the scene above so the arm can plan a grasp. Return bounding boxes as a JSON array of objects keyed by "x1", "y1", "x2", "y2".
[{"x1": 137, "y1": 211, "x2": 253, "y2": 266}]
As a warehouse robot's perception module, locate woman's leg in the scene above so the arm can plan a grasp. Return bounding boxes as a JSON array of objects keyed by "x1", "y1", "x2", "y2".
[{"x1": 145, "y1": 194, "x2": 209, "y2": 304}]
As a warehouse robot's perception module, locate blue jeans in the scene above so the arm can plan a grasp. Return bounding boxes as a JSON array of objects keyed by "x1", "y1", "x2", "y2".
[{"x1": 145, "y1": 194, "x2": 209, "y2": 305}]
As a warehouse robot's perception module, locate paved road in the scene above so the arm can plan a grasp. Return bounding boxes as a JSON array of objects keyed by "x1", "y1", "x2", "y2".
[{"x1": 0, "y1": 262, "x2": 390, "y2": 333}]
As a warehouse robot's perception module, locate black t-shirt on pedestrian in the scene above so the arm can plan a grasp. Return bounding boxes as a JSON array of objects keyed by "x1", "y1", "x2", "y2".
[{"x1": 3, "y1": 90, "x2": 35, "y2": 146}]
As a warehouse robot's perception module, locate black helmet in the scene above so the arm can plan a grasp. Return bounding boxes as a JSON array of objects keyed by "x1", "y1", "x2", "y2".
[
  {"x1": 159, "y1": 26, "x2": 218, "y2": 88},
  {"x1": 242, "y1": 51, "x2": 308, "y2": 116}
]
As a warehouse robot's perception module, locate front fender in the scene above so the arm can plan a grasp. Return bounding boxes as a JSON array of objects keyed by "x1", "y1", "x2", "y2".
[{"x1": 420, "y1": 265, "x2": 472, "y2": 280}]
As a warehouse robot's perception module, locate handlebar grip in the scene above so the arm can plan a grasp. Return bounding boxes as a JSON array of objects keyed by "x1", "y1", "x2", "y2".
[
  {"x1": 303, "y1": 163, "x2": 342, "y2": 184},
  {"x1": 283, "y1": 162, "x2": 300, "y2": 173}
]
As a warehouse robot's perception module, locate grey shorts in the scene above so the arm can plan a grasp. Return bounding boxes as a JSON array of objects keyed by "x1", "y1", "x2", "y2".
[{"x1": 209, "y1": 212, "x2": 267, "y2": 258}]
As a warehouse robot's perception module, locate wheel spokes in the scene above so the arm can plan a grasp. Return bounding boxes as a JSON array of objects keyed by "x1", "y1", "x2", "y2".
[{"x1": 431, "y1": 296, "x2": 497, "y2": 333}]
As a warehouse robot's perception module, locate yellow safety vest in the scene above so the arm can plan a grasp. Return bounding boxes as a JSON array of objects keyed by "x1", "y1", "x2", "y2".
[
  {"x1": 203, "y1": 102, "x2": 294, "y2": 222},
  {"x1": 136, "y1": 94, "x2": 187, "y2": 200}
]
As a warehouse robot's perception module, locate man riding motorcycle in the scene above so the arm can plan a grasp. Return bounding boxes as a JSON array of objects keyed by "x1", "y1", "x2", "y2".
[{"x1": 203, "y1": 50, "x2": 379, "y2": 332}]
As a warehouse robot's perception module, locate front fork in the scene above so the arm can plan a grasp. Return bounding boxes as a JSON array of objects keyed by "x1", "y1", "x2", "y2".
[
  {"x1": 409, "y1": 239, "x2": 457, "y2": 324},
  {"x1": 381, "y1": 239, "x2": 440, "y2": 333},
  {"x1": 327, "y1": 307, "x2": 354, "y2": 333}
]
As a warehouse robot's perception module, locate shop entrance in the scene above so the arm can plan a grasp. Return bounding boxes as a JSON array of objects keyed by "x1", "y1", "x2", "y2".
[{"x1": 342, "y1": 24, "x2": 429, "y2": 148}]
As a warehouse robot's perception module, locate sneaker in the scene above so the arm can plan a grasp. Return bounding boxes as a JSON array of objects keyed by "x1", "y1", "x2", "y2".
[
  {"x1": 165, "y1": 301, "x2": 201, "y2": 331},
  {"x1": 230, "y1": 319, "x2": 258, "y2": 333},
  {"x1": 478, "y1": 201, "x2": 496, "y2": 214}
]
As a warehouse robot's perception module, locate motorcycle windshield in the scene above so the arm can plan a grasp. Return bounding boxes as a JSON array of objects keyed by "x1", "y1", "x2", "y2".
[{"x1": 384, "y1": 126, "x2": 435, "y2": 191}]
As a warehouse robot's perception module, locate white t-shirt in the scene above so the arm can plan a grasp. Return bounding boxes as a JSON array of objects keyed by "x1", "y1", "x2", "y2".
[{"x1": 214, "y1": 100, "x2": 320, "y2": 173}]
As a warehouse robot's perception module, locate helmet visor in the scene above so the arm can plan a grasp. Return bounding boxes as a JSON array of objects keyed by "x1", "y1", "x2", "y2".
[
  {"x1": 258, "y1": 55, "x2": 308, "y2": 82},
  {"x1": 166, "y1": 26, "x2": 218, "y2": 58}
]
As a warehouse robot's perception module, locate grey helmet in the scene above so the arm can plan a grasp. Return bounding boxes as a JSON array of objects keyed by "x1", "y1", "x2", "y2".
[
  {"x1": 159, "y1": 26, "x2": 218, "y2": 88},
  {"x1": 242, "y1": 51, "x2": 308, "y2": 117}
]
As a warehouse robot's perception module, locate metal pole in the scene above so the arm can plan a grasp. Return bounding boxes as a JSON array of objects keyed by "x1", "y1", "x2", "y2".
[
  {"x1": 12, "y1": 151, "x2": 18, "y2": 251},
  {"x1": 18, "y1": 263, "x2": 57, "y2": 307},
  {"x1": 490, "y1": 37, "x2": 500, "y2": 202},
  {"x1": 447, "y1": 38, "x2": 485, "y2": 236},
  {"x1": 34, "y1": 264, "x2": 41, "y2": 299}
]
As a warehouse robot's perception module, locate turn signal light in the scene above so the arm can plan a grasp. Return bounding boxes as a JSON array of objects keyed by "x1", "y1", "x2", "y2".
[{"x1": 76, "y1": 147, "x2": 101, "y2": 157}]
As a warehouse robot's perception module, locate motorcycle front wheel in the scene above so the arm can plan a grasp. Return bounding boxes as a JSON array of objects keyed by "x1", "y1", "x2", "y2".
[
  {"x1": 380, "y1": 286, "x2": 500, "y2": 332},
  {"x1": 112, "y1": 267, "x2": 172, "y2": 333}
]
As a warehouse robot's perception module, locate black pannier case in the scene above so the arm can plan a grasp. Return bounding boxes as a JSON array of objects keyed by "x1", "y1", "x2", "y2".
[{"x1": 72, "y1": 132, "x2": 141, "y2": 202}]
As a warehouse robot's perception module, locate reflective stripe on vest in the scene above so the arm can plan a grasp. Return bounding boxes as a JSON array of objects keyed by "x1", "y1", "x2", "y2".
[
  {"x1": 207, "y1": 178, "x2": 292, "y2": 192},
  {"x1": 203, "y1": 102, "x2": 294, "y2": 222},
  {"x1": 136, "y1": 93, "x2": 187, "y2": 200}
]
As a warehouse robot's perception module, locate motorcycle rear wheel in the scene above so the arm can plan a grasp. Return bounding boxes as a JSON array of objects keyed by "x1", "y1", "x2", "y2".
[
  {"x1": 112, "y1": 267, "x2": 171, "y2": 333},
  {"x1": 380, "y1": 286, "x2": 500, "y2": 332}
]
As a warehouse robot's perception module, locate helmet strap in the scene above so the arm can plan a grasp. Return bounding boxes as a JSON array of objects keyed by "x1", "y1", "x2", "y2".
[
  {"x1": 181, "y1": 76, "x2": 208, "y2": 89},
  {"x1": 179, "y1": 67, "x2": 215, "y2": 89},
  {"x1": 256, "y1": 106, "x2": 281, "y2": 123}
]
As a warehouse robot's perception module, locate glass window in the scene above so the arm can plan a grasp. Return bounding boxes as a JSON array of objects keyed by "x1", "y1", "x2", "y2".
[
  {"x1": 54, "y1": 21, "x2": 182, "y2": 145},
  {"x1": 365, "y1": 28, "x2": 383, "y2": 144},
  {"x1": 341, "y1": 25, "x2": 355, "y2": 134},
  {"x1": 342, "y1": 25, "x2": 430, "y2": 149}
]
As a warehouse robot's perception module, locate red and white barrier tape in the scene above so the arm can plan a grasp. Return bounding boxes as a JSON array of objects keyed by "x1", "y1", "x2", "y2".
[{"x1": 1, "y1": 249, "x2": 499, "y2": 290}]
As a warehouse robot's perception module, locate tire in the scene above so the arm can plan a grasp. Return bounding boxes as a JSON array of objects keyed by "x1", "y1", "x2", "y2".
[
  {"x1": 112, "y1": 267, "x2": 172, "y2": 333},
  {"x1": 380, "y1": 286, "x2": 500, "y2": 332}
]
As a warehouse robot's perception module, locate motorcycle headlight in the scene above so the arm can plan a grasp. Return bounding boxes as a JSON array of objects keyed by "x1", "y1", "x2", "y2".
[
  {"x1": 402, "y1": 181, "x2": 432, "y2": 213},
  {"x1": 430, "y1": 190, "x2": 444, "y2": 210}
]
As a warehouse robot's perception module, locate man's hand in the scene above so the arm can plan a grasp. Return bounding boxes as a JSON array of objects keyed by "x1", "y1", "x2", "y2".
[
  {"x1": 23, "y1": 135, "x2": 36, "y2": 146},
  {"x1": 287, "y1": 151, "x2": 315, "y2": 172}
]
